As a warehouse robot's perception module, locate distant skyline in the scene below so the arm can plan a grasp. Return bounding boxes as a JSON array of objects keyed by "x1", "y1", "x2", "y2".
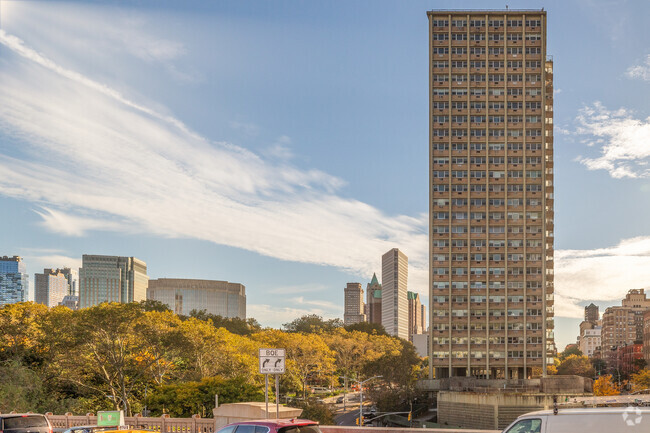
[{"x1": 1, "y1": 1, "x2": 650, "y2": 350}]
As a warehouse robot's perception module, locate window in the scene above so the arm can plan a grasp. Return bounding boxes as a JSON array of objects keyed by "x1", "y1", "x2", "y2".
[
  {"x1": 507, "y1": 33, "x2": 522, "y2": 41},
  {"x1": 489, "y1": 101, "x2": 504, "y2": 109},
  {"x1": 470, "y1": 101, "x2": 486, "y2": 110},
  {"x1": 451, "y1": 60, "x2": 467, "y2": 68},
  {"x1": 488, "y1": 60, "x2": 504, "y2": 68},
  {"x1": 434, "y1": 47, "x2": 449, "y2": 55},
  {"x1": 431, "y1": 20, "x2": 449, "y2": 27},
  {"x1": 488, "y1": 33, "x2": 504, "y2": 41},
  {"x1": 433, "y1": 102, "x2": 449, "y2": 109},
  {"x1": 451, "y1": 47, "x2": 467, "y2": 55},
  {"x1": 507, "y1": 47, "x2": 523, "y2": 55},
  {"x1": 470, "y1": 142, "x2": 486, "y2": 150},
  {"x1": 507, "y1": 19, "x2": 522, "y2": 27},
  {"x1": 451, "y1": 33, "x2": 467, "y2": 41},
  {"x1": 470, "y1": 19, "x2": 485, "y2": 27},
  {"x1": 432, "y1": 33, "x2": 449, "y2": 41},
  {"x1": 469, "y1": 33, "x2": 485, "y2": 41},
  {"x1": 470, "y1": 47, "x2": 486, "y2": 55},
  {"x1": 489, "y1": 19, "x2": 504, "y2": 28},
  {"x1": 488, "y1": 47, "x2": 504, "y2": 55},
  {"x1": 452, "y1": 101, "x2": 468, "y2": 109},
  {"x1": 526, "y1": 19, "x2": 542, "y2": 27},
  {"x1": 470, "y1": 60, "x2": 485, "y2": 68}
]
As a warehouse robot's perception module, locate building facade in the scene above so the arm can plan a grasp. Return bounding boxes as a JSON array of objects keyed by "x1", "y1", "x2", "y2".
[
  {"x1": 585, "y1": 303, "x2": 599, "y2": 323},
  {"x1": 428, "y1": 10, "x2": 555, "y2": 379},
  {"x1": 34, "y1": 268, "x2": 69, "y2": 308},
  {"x1": 0, "y1": 256, "x2": 29, "y2": 306},
  {"x1": 382, "y1": 248, "x2": 409, "y2": 339},
  {"x1": 579, "y1": 326, "x2": 601, "y2": 358},
  {"x1": 79, "y1": 255, "x2": 148, "y2": 308},
  {"x1": 408, "y1": 291, "x2": 424, "y2": 339},
  {"x1": 147, "y1": 278, "x2": 246, "y2": 319},
  {"x1": 344, "y1": 282, "x2": 366, "y2": 324},
  {"x1": 366, "y1": 273, "x2": 382, "y2": 325},
  {"x1": 644, "y1": 310, "x2": 650, "y2": 365}
]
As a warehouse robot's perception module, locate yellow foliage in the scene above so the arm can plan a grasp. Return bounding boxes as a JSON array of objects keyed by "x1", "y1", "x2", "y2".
[{"x1": 593, "y1": 375, "x2": 620, "y2": 396}]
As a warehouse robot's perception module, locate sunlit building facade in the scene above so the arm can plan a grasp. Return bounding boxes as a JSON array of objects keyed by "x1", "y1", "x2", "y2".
[
  {"x1": 79, "y1": 255, "x2": 148, "y2": 308},
  {"x1": 428, "y1": 9, "x2": 555, "y2": 379},
  {"x1": 0, "y1": 256, "x2": 29, "y2": 306}
]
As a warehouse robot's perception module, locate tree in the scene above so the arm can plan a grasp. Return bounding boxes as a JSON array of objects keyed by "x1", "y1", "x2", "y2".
[
  {"x1": 282, "y1": 314, "x2": 342, "y2": 333},
  {"x1": 630, "y1": 369, "x2": 650, "y2": 392},
  {"x1": 187, "y1": 310, "x2": 257, "y2": 335},
  {"x1": 591, "y1": 358, "x2": 607, "y2": 376},
  {"x1": 148, "y1": 376, "x2": 263, "y2": 417},
  {"x1": 0, "y1": 302, "x2": 49, "y2": 365},
  {"x1": 138, "y1": 299, "x2": 172, "y2": 313},
  {"x1": 593, "y1": 375, "x2": 620, "y2": 396},
  {"x1": 294, "y1": 401, "x2": 334, "y2": 425},
  {"x1": 343, "y1": 322, "x2": 386, "y2": 335},
  {"x1": 559, "y1": 345, "x2": 583, "y2": 360},
  {"x1": 556, "y1": 354, "x2": 595, "y2": 377}
]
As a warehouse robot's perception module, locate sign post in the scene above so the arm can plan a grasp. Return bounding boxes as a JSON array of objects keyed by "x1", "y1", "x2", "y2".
[{"x1": 259, "y1": 348, "x2": 286, "y2": 419}]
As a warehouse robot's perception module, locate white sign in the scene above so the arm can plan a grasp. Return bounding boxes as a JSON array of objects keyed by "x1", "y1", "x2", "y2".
[{"x1": 259, "y1": 348, "x2": 285, "y2": 374}]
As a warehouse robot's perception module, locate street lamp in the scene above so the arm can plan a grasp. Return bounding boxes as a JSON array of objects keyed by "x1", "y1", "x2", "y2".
[{"x1": 355, "y1": 376, "x2": 382, "y2": 426}]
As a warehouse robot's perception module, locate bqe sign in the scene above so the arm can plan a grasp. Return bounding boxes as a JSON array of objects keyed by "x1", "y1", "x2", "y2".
[{"x1": 259, "y1": 348, "x2": 285, "y2": 374}]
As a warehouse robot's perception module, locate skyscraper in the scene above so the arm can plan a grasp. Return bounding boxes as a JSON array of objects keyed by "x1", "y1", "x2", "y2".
[
  {"x1": 382, "y1": 248, "x2": 408, "y2": 339},
  {"x1": 428, "y1": 10, "x2": 555, "y2": 379},
  {"x1": 79, "y1": 255, "x2": 148, "y2": 308},
  {"x1": 0, "y1": 256, "x2": 29, "y2": 306},
  {"x1": 584, "y1": 303, "x2": 599, "y2": 323},
  {"x1": 344, "y1": 282, "x2": 366, "y2": 324},
  {"x1": 34, "y1": 268, "x2": 69, "y2": 308},
  {"x1": 408, "y1": 291, "x2": 424, "y2": 339},
  {"x1": 366, "y1": 273, "x2": 382, "y2": 325}
]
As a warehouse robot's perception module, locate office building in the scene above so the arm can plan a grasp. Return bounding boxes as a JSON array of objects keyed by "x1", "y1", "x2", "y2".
[
  {"x1": 408, "y1": 291, "x2": 424, "y2": 339},
  {"x1": 0, "y1": 256, "x2": 29, "y2": 306},
  {"x1": 585, "y1": 303, "x2": 599, "y2": 323},
  {"x1": 147, "y1": 278, "x2": 246, "y2": 319},
  {"x1": 79, "y1": 255, "x2": 148, "y2": 308},
  {"x1": 366, "y1": 273, "x2": 382, "y2": 325},
  {"x1": 428, "y1": 10, "x2": 555, "y2": 379},
  {"x1": 34, "y1": 268, "x2": 69, "y2": 308},
  {"x1": 344, "y1": 282, "x2": 366, "y2": 325},
  {"x1": 382, "y1": 248, "x2": 408, "y2": 339}
]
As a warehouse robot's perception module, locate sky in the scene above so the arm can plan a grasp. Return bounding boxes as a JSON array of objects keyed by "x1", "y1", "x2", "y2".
[{"x1": 1, "y1": 0, "x2": 650, "y2": 350}]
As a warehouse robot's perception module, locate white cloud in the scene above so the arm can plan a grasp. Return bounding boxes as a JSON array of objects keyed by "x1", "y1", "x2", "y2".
[
  {"x1": 0, "y1": 29, "x2": 429, "y2": 298},
  {"x1": 248, "y1": 303, "x2": 340, "y2": 329},
  {"x1": 576, "y1": 102, "x2": 650, "y2": 178},
  {"x1": 626, "y1": 54, "x2": 650, "y2": 81},
  {"x1": 555, "y1": 235, "x2": 650, "y2": 318}
]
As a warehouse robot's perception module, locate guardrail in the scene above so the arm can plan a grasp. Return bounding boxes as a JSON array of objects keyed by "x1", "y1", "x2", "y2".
[{"x1": 45, "y1": 414, "x2": 498, "y2": 433}]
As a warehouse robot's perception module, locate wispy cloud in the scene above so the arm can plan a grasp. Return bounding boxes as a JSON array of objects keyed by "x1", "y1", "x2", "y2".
[
  {"x1": 555, "y1": 235, "x2": 650, "y2": 318},
  {"x1": 576, "y1": 102, "x2": 650, "y2": 178},
  {"x1": 626, "y1": 54, "x2": 650, "y2": 81},
  {"x1": 268, "y1": 284, "x2": 329, "y2": 295},
  {"x1": 0, "y1": 29, "x2": 429, "y2": 296}
]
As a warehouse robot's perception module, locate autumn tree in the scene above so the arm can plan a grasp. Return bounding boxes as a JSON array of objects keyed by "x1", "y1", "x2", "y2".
[
  {"x1": 630, "y1": 369, "x2": 650, "y2": 392},
  {"x1": 343, "y1": 322, "x2": 386, "y2": 335},
  {"x1": 0, "y1": 302, "x2": 49, "y2": 365},
  {"x1": 556, "y1": 354, "x2": 595, "y2": 377},
  {"x1": 282, "y1": 314, "x2": 343, "y2": 333},
  {"x1": 593, "y1": 375, "x2": 620, "y2": 396}
]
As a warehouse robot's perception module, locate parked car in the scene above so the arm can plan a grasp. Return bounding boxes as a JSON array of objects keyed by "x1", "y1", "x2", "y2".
[
  {"x1": 503, "y1": 407, "x2": 650, "y2": 433},
  {"x1": 0, "y1": 414, "x2": 52, "y2": 433},
  {"x1": 61, "y1": 425, "x2": 104, "y2": 433},
  {"x1": 216, "y1": 419, "x2": 322, "y2": 433}
]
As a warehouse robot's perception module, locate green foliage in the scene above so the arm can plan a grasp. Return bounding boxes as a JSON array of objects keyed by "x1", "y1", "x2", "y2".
[
  {"x1": 138, "y1": 299, "x2": 172, "y2": 313},
  {"x1": 293, "y1": 401, "x2": 334, "y2": 425},
  {"x1": 148, "y1": 376, "x2": 264, "y2": 417},
  {"x1": 187, "y1": 309, "x2": 257, "y2": 335},
  {"x1": 282, "y1": 314, "x2": 343, "y2": 333},
  {"x1": 343, "y1": 322, "x2": 386, "y2": 335}
]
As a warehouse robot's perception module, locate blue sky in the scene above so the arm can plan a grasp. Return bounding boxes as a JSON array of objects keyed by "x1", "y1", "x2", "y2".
[{"x1": 1, "y1": 0, "x2": 650, "y2": 350}]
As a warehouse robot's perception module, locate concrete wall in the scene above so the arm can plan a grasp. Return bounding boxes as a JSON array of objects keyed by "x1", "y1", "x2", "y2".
[{"x1": 437, "y1": 391, "x2": 590, "y2": 430}]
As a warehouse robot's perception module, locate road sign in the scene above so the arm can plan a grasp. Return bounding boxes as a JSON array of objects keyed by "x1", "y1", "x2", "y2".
[{"x1": 259, "y1": 348, "x2": 285, "y2": 374}]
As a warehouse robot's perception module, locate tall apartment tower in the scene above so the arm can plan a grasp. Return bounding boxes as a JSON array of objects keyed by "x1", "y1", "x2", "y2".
[
  {"x1": 79, "y1": 255, "x2": 148, "y2": 308},
  {"x1": 35, "y1": 268, "x2": 69, "y2": 308},
  {"x1": 428, "y1": 10, "x2": 555, "y2": 379},
  {"x1": 0, "y1": 256, "x2": 29, "y2": 306},
  {"x1": 382, "y1": 248, "x2": 408, "y2": 339},
  {"x1": 343, "y1": 282, "x2": 366, "y2": 325},
  {"x1": 584, "y1": 303, "x2": 599, "y2": 323},
  {"x1": 366, "y1": 273, "x2": 382, "y2": 325}
]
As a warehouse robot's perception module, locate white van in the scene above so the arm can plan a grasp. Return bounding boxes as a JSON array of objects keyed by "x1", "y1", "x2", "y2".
[{"x1": 502, "y1": 407, "x2": 650, "y2": 432}]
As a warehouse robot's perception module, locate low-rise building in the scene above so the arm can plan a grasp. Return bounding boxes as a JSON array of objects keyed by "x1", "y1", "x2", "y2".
[{"x1": 579, "y1": 326, "x2": 601, "y2": 358}]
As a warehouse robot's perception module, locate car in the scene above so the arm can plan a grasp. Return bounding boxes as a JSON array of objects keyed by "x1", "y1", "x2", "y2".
[
  {"x1": 0, "y1": 414, "x2": 52, "y2": 433},
  {"x1": 61, "y1": 425, "x2": 104, "y2": 433},
  {"x1": 503, "y1": 408, "x2": 650, "y2": 432},
  {"x1": 216, "y1": 419, "x2": 322, "y2": 433}
]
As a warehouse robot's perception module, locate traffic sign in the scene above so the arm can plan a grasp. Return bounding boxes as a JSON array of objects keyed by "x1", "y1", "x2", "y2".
[{"x1": 259, "y1": 348, "x2": 285, "y2": 374}]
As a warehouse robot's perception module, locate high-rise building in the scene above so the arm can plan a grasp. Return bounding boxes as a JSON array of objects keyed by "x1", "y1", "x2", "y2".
[
  {"x1": 428, "y1": 10, "x2": 555, "y2": 379},
  {"x1": 34, "y1": 268, "x2": 69, "y2": 308},
  {"x1": 147, "y1": 278, "x2": 246, "y2": 318},
  {"x1": 344, "y1": 282, "x2": 366, "y2": 324},
  {"x1": 382, "y1": 248, "x2": 408, "y2": 339},
  {"x1": 0, "y1": 256, "x2": 29, "y2": 306},
  {"x1": 408, "y1": 291, "x2": 424, "y2": 339},
  {"x1": 601, "y1": 289, "x2": 650, "y2": 368},
  {"x1": 366, "y1": 273, "x2": 382, "y2": 325},
  {"x1": 79, "y1": 255, "x2": 148, "y2": 308},
  {"x1": 643, "y1": 310, "x2": 650, "y2": 366},
  {"x1": 585, "y1": 303, "x2": 599, "y2": 323}
]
